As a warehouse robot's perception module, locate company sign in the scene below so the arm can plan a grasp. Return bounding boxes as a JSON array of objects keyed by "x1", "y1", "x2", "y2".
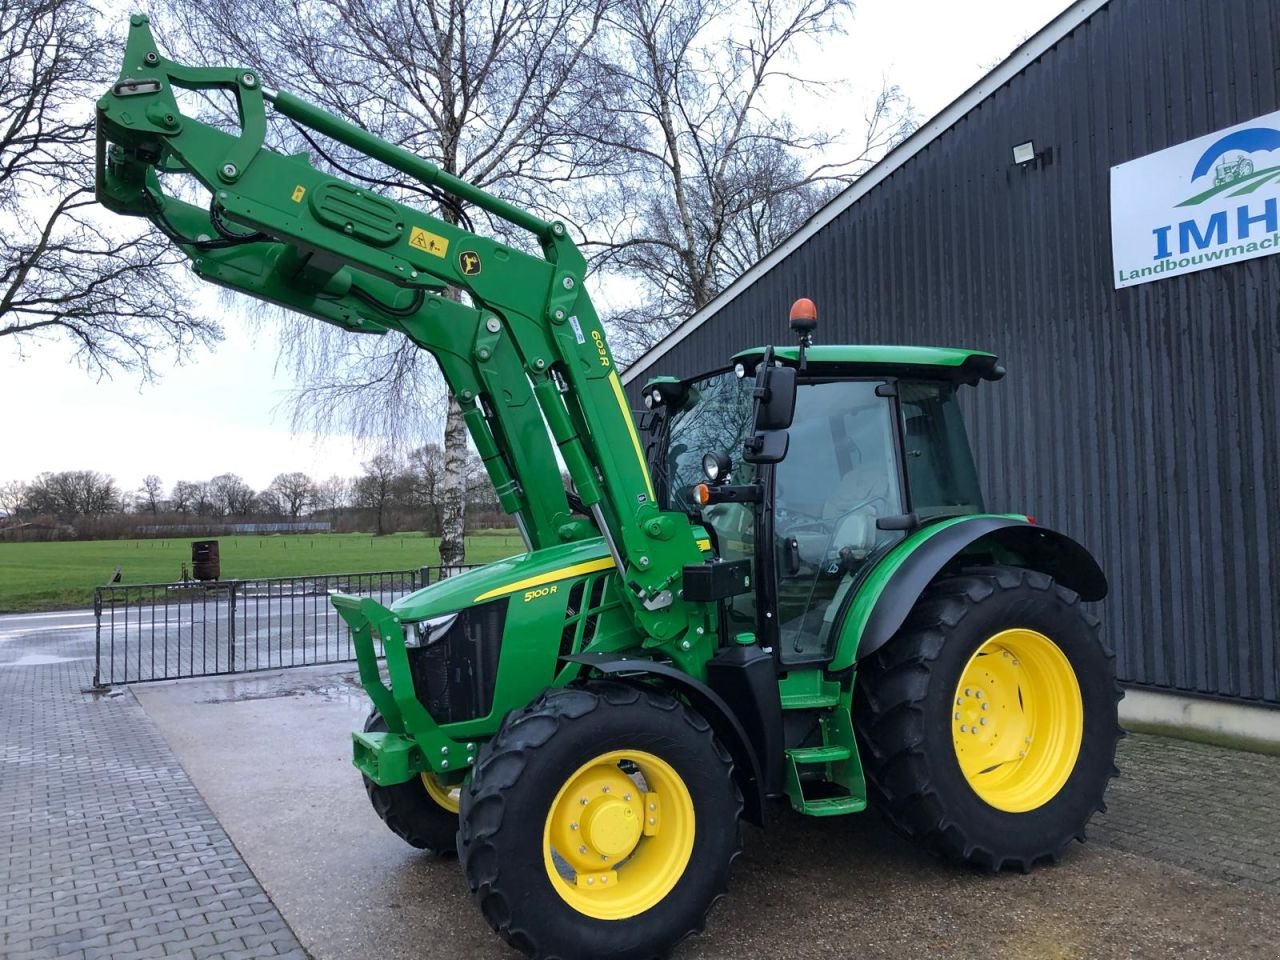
[{"x1": 1110, "y1": 110, "x2": 1280, "y2": 288}]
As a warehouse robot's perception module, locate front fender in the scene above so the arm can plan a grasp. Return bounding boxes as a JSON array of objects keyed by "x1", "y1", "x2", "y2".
[
  {"x1": 830, "y1": 515, "x2": 1106, "y2": 671},
  {"x1": 561, "y1": 653, "x2": 768, "y2": 827}
]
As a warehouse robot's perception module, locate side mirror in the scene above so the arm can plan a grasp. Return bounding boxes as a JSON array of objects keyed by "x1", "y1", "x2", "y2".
[
  {"x1": 743, "y1": 429, "x2": 789, "y2": 464},
  {"x1": 754, "y1": 363, "x2": 796, "y2": 430}
]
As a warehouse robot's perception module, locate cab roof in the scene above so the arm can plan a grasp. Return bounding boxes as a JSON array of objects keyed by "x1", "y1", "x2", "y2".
[{"x1": 731, "y1": 344, "x2": 1005, "y2": 384}]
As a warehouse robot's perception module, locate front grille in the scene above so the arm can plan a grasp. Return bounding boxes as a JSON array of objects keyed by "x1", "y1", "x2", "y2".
[{"x1": 407, "y1": 598, "x2": 508, "y2": 724}]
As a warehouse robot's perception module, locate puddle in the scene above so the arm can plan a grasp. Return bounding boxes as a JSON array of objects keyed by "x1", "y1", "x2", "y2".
[{"x1": 197, "y1": 674, "x2": 363, "y2": 705}]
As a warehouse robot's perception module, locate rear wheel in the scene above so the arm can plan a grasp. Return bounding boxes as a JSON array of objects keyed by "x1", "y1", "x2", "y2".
[
  {"x1": 854, "y1": 565, "x2": 1121, "y2": 871},
  {"x1": 361, "y1": 711, "x2": 460, "y2": 854},
  {"x1": 458, "y1": 681, "x2": 741, "y2": 960}
]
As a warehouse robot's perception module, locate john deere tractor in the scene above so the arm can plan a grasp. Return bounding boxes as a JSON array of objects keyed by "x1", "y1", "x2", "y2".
[{"x1": 96, "y1": 17, "x2": 1121, "y2": 960}]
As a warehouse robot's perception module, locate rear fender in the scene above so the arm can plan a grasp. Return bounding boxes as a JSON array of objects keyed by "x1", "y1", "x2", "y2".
[{"x1": 830, "y1": 516, "x2": 1106, "y2": 671}]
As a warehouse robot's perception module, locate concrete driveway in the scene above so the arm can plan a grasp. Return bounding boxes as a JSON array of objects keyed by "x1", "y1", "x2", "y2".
[{"x1": 133, "y1": 665, "x2": 1280, "y2": 960}]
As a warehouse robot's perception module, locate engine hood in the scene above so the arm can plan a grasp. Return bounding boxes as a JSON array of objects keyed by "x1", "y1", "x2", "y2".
[{"x1": 389, "y1": 537, "x2": 614, "y2": 622}]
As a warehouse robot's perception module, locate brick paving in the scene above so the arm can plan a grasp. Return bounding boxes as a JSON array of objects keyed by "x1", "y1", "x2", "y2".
[
  {"x1": 4, "y1": 609, "x2": 1280, "y2": 960},
  {"x1": 0, "y1": 621, "x2": 308, "y2": 960},
  {"x1": 1092, "y1": 731, "x2": 1280, "y2": 893}
]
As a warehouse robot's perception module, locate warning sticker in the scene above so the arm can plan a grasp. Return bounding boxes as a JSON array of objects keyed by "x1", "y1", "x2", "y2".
[
  {"x1": 568, "y1": 314, "x2": 585, "y2": 344},
  {"x1": 291, "y1": 185, "x2": 306, "y2": 203},
  {"x1": 408, "y1": 226, "x2": 449, "y2": 258}
]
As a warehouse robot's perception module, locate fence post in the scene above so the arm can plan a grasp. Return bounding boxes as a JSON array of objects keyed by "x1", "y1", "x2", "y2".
[
  {"x1": 92, "y1": 587, "x2": 106, "y2": 689},
  {"x1": 420, "y1": 566, "x2": 431, "y2": 588},
  {"x1": 228, "y1": 581, "x2": 237, "y2": 673}
]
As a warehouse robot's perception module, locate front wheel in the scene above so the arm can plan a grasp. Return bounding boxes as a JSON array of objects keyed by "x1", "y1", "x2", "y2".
[
  {"x1": 458, "y1": 682, "x2": 741, "y2": 960},
  {"x1": 854, "y1": 565, "x2": 1122, "y2": 871},
  {"x1": 361, "y1": 711, "x2": 461, "y2": 854}
]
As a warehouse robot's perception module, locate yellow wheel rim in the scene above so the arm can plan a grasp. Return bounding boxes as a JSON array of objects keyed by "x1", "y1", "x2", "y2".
[
  {"x1": 951, "y1": 628, "x2": 1083, "y2": 813},
  {"x1": 542, "y1": 750, "x2": 695, "y2": 920},
  {"x1": 421, "y1": 773, "x2": 461, "y2": 814}
]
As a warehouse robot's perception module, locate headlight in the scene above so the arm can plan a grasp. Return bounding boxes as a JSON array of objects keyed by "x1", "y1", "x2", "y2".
[
  {"x1": 702, "y1": 450, "x2": 731, "y2": 482},
  {"x1": 406, "y1": 612, "x2": 459, "y2": 648},
  {"x1": 733, "y1": 362, "x2": 746, "y2": 379}
]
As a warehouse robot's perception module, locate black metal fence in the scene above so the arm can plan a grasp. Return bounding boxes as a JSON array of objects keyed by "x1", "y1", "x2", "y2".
[{"x1": 92, "y1": 566, "x2": 475, "y2": 686}]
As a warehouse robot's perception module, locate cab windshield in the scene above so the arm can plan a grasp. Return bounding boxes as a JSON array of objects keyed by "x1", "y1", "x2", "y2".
[
  {"x1": 664, "y1": 371, "x2": 756, "y2": 513},
  {"x1": 663, "y1": 370, "x2": 758, "y2": 637}
]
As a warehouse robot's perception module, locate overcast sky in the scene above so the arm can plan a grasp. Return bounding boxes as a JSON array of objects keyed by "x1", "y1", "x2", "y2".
[{"x1": 0, "y1": 0, "x2": 1069, "y2": 494}]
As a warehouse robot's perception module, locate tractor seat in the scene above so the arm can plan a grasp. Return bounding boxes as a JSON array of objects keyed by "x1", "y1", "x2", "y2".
[{"x1": 790, "y1": 465, "x2": 890, "y2": 567}]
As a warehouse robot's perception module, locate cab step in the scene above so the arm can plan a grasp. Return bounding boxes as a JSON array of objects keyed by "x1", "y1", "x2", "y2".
[
  {"x1": 779, "y1": 690, "x2": 842, "y2": 710},
  {"x1": 797, "y1": 795, "x2": 866, "y2": 817},
  {"x1": 786, "y1": 745, "x2": 850, "y2": 764}
]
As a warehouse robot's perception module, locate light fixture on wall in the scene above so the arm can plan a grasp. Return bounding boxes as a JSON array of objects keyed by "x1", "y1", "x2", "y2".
[{"x1": 1011, "y1": 139, "x2": 1053, "y2": 168}]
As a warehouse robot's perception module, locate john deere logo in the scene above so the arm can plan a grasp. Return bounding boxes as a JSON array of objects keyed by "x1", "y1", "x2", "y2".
[
  {"x1": 459, "y1": 251, "x2": 482, "y2": 276},
  {"x1": 1110, "y1": 112, "x2": 1280, "y2": 288}
]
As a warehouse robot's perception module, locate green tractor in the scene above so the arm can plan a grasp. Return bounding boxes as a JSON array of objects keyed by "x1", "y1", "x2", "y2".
[{"x1": 96, "y1": 17, "x2": 1120, "y2": 960}]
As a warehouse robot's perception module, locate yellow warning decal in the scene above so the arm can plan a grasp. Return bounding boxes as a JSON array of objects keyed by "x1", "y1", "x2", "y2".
[
  {"x1": 291, "y1": 185, "x2": 306, "y2": 203},
  {"x1": 408, "y1": 226, "x2": 449, "y2": 258}
]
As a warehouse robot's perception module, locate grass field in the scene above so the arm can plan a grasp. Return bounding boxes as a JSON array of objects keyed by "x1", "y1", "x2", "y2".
[{"x1": 0, "y1": 530, "x2": 525, "y2": 613}]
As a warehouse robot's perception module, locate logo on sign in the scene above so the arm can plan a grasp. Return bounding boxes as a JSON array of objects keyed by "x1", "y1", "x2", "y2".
[{"x1": 1110, "y1": 112, "x2": 1280, "y2": 288}]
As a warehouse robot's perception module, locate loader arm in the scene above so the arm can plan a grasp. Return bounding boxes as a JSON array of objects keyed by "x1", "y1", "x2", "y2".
[{"x1": 96, "y1": 14, "x2": 703, "y2": 649}]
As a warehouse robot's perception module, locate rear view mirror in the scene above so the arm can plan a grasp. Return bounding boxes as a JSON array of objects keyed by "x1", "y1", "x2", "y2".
[
  {"x1": 743, "y1": 429, "x2": 789, "y2": 464},
  {"x1": 754, "y1": 363, "x2": 796, "y2": 431}
]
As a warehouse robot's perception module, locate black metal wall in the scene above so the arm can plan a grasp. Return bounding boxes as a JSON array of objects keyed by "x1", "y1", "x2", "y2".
[{"x1": 625, "y1": 0, "x2": 1280, "y2": 705}]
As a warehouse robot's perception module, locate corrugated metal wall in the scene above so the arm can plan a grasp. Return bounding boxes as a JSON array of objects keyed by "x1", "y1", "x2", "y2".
[{"x1": 625, "y1": 0, "x2": 1280, "y2": 705}]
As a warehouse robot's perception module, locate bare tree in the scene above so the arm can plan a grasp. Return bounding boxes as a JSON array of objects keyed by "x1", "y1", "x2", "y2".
[
  {"x1": 0, "y1": 479, "x2": 27, "y2": 518},
  {"x1": 587, "y1": 0, "x2": 916, "y2": 360},
  {"x1": 160, "y1": 0, "x2": 616, "y2": 564},
  {"x1": 23, "y1": 469, "x2": 119, "y2": 519},
  {"x1": 138, "y1": 474, "x2": 164, "y2": 515},
  {"x1": 314, "y1": 474, "x2": 351, "y2": 517},
  {"x1": 0, "y1": 0, "x2": 220, "y2": 377},
  {"x1": 354, "y1": 452, "x2": 399, "y2": 536},
  {"x1": 401, "y1": 443, "x2": 446, "y2": 535},
  {"x1": 210, "y1": 473, "x2": 255, "y2": 517},
  {"x1": 268, "y1": 471, "x2": 316, "y2": 520},
  {"x1": 169, "y1": 479, "x2": 198, "y2": 516}
]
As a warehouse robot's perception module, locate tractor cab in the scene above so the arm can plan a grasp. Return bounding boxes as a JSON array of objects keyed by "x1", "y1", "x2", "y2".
[{"x1": 644, "y1": 305, "x2": 1006, "y2": 665}]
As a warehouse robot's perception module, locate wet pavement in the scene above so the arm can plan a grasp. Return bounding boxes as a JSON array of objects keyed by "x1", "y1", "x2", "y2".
[
  {"x1": 131, "y1": 665, "x2": 1280, "y2": 960},
  {"x1": 0, "y1": 612, "x2": 307, "y2": 960},
  {"x1": 6, "y1": 605, "x2": 1278, "y2": 960}
]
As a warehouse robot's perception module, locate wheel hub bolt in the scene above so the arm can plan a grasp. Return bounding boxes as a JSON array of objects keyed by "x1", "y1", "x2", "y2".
[
  {"x1": 602, "y1": 786, "x2": 610, "y2": 793},
  {"x1": 579, "y1": 845, "x2": 588, "y2": 854},
  {"x1": 980, "y1": 718, "x2": 987, "y2": 726},
  {"x1": 580, "y1": 797, "x2": 589, "y2": 805},
  {"x1": 570, "y1": 822, "x2": 578, "y2": 831}
]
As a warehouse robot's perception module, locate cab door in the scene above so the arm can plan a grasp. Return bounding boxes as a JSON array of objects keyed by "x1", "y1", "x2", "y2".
[{"x1": 771, "y1": 380, "x2": 905, "y2": 664}]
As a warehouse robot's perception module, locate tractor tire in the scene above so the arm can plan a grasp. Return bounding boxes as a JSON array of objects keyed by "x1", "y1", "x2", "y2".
[
  {"x1": 361, "y1": 711, "x2": 460, "y2": 855},
  {"x1": 853, "y1": 565, "x2": 1122, "y2": 872},
  {"x1": 458, "y1": 681, "x2": 741, "y2": 960}
]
